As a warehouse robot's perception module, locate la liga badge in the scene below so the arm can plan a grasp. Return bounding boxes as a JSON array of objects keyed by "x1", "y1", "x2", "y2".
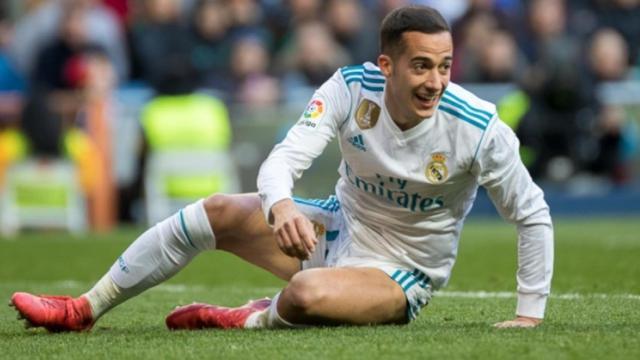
[
  {"x1": 303, "y1": 99, "x2": 324, "y2": 119},
  {"x1": 298, "y1": 99, "x2": 325, "y2": 128}
]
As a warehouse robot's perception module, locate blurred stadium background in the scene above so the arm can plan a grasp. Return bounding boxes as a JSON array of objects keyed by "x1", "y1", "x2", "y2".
[{"x1": 0, "y1": 0, "x2": 639, "y2": 233}]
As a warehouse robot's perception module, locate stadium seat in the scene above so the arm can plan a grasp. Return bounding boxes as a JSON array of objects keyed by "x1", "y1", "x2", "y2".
[
  {"x1": 141, "y1": 93, "x2": 239, "y2": 225},
  {"x1": 0, "y1": 158, "x2": 88, "y2": 236}
]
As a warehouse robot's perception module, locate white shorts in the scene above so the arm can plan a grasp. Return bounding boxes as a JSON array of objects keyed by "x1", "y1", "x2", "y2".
[{"x1": 294, "y1": 196, "x2": 432, "y2": 321}]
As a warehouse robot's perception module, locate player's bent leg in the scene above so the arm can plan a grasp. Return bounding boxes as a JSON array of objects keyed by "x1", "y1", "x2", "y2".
[
  {"x1": 11, "y1": 192, "x2": 297, "y2": 332},
  {"x1": 205, "y1": 193, "x2": 300, "y2": 281},
  {"x1": 165, "y1": 268, "x2": 408, "y2": 330},
  {"x1": 278, "y1": 267, "x2": 408, "y2": 325},
  {"x1": 167, "y1": 198, "x2": 410, "y2": 330},
  {"x1": 165, "y1": 194, "x2": 304, "y2": 331}
]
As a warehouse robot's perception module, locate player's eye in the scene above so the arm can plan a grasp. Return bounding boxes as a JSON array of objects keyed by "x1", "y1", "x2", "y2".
[
  {"x1": 413, "y1": 63, "x2": 428, "y2": 72},
  {"x1": 439, "y1": 63, "x2": 451, "y2": 74}
]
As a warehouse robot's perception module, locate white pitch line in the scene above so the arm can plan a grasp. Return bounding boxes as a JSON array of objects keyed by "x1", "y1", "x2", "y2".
[
  {"x1": 154, "y1": 284, "x2": 282, "y2": 294},
  {"x1": 43, "y1": 281, "x2": 640, "y2": 300},
  {"x1": 437, "y1": 291, "x2": 640, "y2": 300}
]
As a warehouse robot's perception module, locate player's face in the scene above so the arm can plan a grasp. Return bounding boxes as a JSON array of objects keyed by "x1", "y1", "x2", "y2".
[{"x1": 379, "y1": 31, "x2": 453, "y2": 128}]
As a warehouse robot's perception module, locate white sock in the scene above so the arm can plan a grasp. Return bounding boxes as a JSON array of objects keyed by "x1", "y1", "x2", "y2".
[
  {"x1": 243, "y1": 308, "x2": 269, "y2": 329},
  {"x1": 244, "y1": 292, "x2": 305, "y2": 329},
  {"x1": 83, "y1": 273, "x2": 123, "y2": 319},
  {"x1": 83, "y1": 200, "x2": 214, "y2": 319}
]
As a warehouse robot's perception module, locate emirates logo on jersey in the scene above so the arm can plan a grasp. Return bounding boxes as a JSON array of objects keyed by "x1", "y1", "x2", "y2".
[
  {"x1": 426, "y1": 153, "x2": 449, "y2": 184},
  {"x1": 355, "y1": 99, "x2": 380, "y2": 129}
]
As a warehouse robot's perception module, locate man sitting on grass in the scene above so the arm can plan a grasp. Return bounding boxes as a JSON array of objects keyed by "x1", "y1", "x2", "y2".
[{"x1": 11, "y1": 5, "x2": 553, "y2": 331}]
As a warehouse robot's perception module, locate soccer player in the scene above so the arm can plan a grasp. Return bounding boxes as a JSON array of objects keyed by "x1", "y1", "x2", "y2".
[{"x1": 10, "y1": 5, "x2": 553, "y2": 331}]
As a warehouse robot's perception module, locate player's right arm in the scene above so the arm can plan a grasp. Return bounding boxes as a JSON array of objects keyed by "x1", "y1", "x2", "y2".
[{"x1": 257, "y1": 70, "x2": 351, "y2": 260}]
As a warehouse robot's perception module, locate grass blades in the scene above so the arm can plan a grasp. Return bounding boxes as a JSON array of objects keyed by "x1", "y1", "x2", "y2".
[{"x1": 0, "y1": 217, "x2": 639, "y2": 359}]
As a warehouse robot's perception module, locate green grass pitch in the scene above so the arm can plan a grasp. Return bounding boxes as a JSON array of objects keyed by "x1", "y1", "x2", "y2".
[{"x1": 1, "y1": 217, "x2": 639, "y2": 359}]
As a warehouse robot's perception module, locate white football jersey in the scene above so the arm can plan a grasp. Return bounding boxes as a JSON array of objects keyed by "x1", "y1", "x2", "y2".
[{"x1": 258, "y1": 62, "x2": 553, "y2": 318}]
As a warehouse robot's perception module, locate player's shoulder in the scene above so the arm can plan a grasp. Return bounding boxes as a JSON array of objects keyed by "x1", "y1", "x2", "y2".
[
  {"x1": 337, "y1": 62, "x2": 386, "y2": 98},
  {"x1": 438, "y1": 82, "x2": 497, "y2": 131}
]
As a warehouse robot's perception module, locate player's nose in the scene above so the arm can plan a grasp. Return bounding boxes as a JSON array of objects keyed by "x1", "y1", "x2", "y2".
[{"x1": 422, "y1": 69, "x2": 443, "y2": 90}]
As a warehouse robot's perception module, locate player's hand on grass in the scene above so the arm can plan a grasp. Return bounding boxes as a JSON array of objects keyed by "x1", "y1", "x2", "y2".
[
  {"x1": 271, "y1": 199, "x2": 317, "y2": 260},
  {"x1": 493, "y1": 316, "x2": 542, "y2": 329}
]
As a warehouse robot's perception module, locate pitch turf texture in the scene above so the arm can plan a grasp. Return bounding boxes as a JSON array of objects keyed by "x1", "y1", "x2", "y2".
[{"x1": 1, "y1": 218, "x2": 638, "y2": 359}]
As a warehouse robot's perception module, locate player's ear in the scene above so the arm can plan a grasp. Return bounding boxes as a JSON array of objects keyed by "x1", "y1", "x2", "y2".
[{"x1": 378, "y1": 54, "x2": 393, "y2": 78}]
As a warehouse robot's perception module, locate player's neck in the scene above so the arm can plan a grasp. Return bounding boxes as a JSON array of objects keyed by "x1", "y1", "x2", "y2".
[
  {"x1": 394, "y1": 117, "x2": 423, "y2": 131},
  {"x1": 384, "y1": 96, "x2": 423, "y2": 131}
]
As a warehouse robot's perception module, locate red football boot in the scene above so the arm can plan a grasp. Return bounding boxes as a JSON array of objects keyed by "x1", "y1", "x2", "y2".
[
  {"x1": 10, "y1": 292, "x2": 94, "y2": 332},
  {"x1": 166, "y1": 298, "x2": 271, "y2": 330}
]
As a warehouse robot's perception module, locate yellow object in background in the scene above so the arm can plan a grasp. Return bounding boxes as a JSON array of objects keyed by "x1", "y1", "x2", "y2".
[
  {"x1": 497, "y1": 90, "x2": 530, "y2": 130},
  {"x1": 141, "y1": 93, "x2": 232, "y2": 151},
  {"x1": 63, "y1": 128, "x2": 103, "y2": 194},
  {"x1": 0, "y1": 129, "x2": 28, "y2": 185},
  {"x1": 0, "y1": 127, "x2": 101, "y2": 194}
]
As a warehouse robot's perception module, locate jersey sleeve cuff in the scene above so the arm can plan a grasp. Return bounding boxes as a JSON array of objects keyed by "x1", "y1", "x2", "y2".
[
  {"x1": 516, "y1": 292, "x2": 548, "y2": 319},
  {"x1": 260, "y1": 191, "x2": 292, "y2": 225}
]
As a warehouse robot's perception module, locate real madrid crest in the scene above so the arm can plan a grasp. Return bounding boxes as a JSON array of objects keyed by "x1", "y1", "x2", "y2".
[
  {"x1": 426, "y1": 153, "x2": 449, "y2": 184},
  {"x1": 355, "y1": 99, "x2": 380, "y2": 129}
]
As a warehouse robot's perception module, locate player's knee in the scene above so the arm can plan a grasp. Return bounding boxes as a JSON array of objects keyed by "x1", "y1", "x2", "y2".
[
  {"x1": 203, "y1": 193, "x2": 233, "y2": 232},
  {"x1": 203, "y1": 193, "x2": 228, "y2": 216},
  {"x1": 282, "y1": 270, "x2": 327, "y2": 314}
]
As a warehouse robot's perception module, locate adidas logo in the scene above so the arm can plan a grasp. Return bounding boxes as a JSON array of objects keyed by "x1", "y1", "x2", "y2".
[{"x1": 347, "y1": 134, "x2": 366, "y2": 152}]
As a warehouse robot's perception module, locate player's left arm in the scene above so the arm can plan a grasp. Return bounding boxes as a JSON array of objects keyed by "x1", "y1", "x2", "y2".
[{"x1": 472, "y1": 119, "x2": 554, "y2": 328}]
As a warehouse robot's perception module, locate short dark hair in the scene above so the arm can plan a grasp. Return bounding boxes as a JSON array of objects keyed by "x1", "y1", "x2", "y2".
[{"x1": 380, "y1": 5, "x2": 450, "y2": 57}]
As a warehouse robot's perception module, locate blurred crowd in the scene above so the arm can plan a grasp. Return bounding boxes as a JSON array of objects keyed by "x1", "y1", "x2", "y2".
[
  {"x1": 0, "y1": 0, "x2": 638, "y2": 100},
  {"x1": 0, "y1": 0, "x2": 639, "y2": 230}
]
